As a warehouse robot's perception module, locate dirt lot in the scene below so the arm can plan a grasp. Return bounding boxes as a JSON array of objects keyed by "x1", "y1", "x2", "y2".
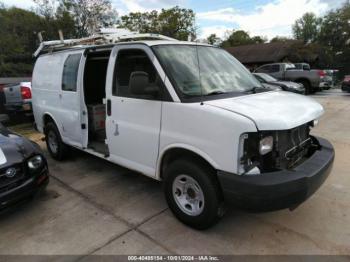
[{"x1": 0, "y1": 89, "x2": 349, "y2": 255}]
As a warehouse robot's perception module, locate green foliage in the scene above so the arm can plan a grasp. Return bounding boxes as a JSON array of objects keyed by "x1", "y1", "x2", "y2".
[
  {"x1": 207, "y1": 34, "x2": 220, "y2": 45},
  {"x1": 319, "y1": 2, "x2": 350, "y2": 75},
  {"x1": 59, "y1": 0, "x2": 117, "y2": 37},
  {"x1": 220, "y1": 30, "x2": 266, "y2": 48},
  {"x1": 289, "y1": 3, "x2": 350, "y2": 76},
  {"x1": 0, "y1": 5, "x2": 76, "y2": 77},
  {"x1": 292, "y1": 12, "x2": 322, "y2": 43},
  {"x1": 270, "y1": 36, "x2": 293, "y2": 43},
  {"x1": 118, "y1": 6, "x2": 196, "y2": 40}
]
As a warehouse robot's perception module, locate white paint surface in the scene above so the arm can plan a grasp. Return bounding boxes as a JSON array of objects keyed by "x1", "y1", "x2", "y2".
[{"x1": 0, "y1": 148, "x2": 7, "y2": 165}]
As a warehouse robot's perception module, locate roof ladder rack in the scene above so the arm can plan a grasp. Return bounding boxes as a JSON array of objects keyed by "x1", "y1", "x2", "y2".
[{"x1": 33, "y1": 29, "x2": 178, "y2": 57}]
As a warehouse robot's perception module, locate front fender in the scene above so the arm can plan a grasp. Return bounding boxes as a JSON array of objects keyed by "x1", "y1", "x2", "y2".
[{"x1": 156, "y1": 143, "x2": 219, "y2": 180}]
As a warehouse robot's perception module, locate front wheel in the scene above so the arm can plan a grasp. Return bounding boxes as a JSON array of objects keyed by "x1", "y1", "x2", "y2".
[{"x1": 164, "y1": 158, "x2": 224, "y2": 230}]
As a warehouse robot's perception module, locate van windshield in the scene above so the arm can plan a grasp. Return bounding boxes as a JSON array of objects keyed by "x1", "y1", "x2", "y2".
[{"x1": 153, "y1": 45, "x2": 263, "y2": 97}]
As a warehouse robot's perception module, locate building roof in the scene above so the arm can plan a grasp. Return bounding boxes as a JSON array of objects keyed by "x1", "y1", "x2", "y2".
[
  {"x1": 0, "y1": 77, "x2": 31, "y2": 85},
  {"x1": 225, "y1": 41, "x2": 300, "y2": 64}
]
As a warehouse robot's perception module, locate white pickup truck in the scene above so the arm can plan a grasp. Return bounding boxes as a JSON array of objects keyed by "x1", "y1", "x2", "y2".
[{"x1": 31, "y1": 33, "x2": 334, "y2": 229}]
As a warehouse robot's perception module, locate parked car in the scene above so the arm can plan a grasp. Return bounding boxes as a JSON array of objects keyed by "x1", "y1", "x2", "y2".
[
  {"x1": 32, "y1": 35, "x2": 334, "y2": 229},
  {"x1": 3, "y1": 82, "x2": 32, "y2": 114},
  {"x1": 260, "y1": 83, "x2": 282, "y2": 91},
  {"x1": 0, "y1": 123, "x2": 49, "y2": 212},
  {"x1": 254, "y1": 63, "x2": 329, "y2": 94},
  {"x1": 341, "y1": 75, "x2": 350, "y2": 92},
  {"x1": 253, "y1": 73, "x2": 305, "y2": 94},
  {"x1": 323, "y1": 70, "x2": 336, "y2": 90}
]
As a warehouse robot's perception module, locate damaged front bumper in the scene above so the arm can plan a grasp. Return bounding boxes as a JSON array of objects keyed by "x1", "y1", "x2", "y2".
[{"x1": 217, "y1": 137, "x2": 334, "y2": 211}]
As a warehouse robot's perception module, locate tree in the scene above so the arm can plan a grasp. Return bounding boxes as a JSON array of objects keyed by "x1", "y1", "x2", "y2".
[
  {"x1": 32, "y1": 0, "x2": 76, "y2": 40},
  {"x1": 220, "y1": 30, "x2": 266, "y2": 47},
  {"x1": 318, "y1": 2, "x2": 350, "y2": 75},
  {"x1": 59, "y1": 0, "x2": 118, "y2": 37},
  {"x1": 33, "y1": 0, "x2": 57, "y2": 18},
  {"x1": 0, "y1": 7, "x2": 45, "y2": 76},
  {"x1": 270, "y1": 36, "x2": 293, "y2": 43},
  {"x1": 206, "y1": 34, "x2": 221, "y2": 45},
  {"x1": 118, "y1": 6, "x2": 196, "y2": 40},
  {"x1": 319, "y1": 3, "x2": 350, "y2": 52},
  {"x1": 0, "y1": 5, "x2": 77, "y2": 77},
  {"x1": 292, "y1": 12, "x2": 322, "y2": 43}
]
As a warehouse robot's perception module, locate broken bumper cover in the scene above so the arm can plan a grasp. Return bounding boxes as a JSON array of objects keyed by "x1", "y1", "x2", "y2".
[{"x1": 217, "y1": 137, "x2": 334, "y2": 212}]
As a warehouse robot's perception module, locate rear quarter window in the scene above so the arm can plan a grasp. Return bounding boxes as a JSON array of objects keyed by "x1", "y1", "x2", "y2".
[{"x1": 32, "y1": 53, "x2": 66, "y2": 91}]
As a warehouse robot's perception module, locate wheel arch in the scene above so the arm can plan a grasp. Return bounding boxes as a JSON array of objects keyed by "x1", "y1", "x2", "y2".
[
  {"x1": 42, "y1": 113, "x2": 61, "y2": 135},
  {"x1": 157, "y1": 144, "x2": 219, "y2": 180},
  {"x1": 295, "y1": 78, "x2": 311, "y2": 86}
]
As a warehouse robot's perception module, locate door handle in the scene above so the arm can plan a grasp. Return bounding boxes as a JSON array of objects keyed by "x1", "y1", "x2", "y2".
[
  {"x1": 59, "y1": 94, "x2": 62, "y2": 99},
  {"x1": 107, "y1": 99, "x2": 111, "y2": 116},
  {"x1": 114, "y1": 123, "x2": 119, "y2": 136}
]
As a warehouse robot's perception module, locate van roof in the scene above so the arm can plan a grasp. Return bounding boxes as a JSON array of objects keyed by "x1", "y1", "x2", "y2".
[
  {"x1": 34, "y1": 30, "x2": 212, "y2": 57},
  {"x1": 36, "y1": 40, "x2": 212, "y2": 57}
]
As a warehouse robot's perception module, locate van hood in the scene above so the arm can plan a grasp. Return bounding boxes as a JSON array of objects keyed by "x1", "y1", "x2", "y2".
[{"x1": 205, "y1": 91, "x2": 324, "y2": 130}]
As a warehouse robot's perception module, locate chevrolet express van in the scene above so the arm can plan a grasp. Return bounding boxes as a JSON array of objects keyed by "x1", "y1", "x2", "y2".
[{"x1": 32, "y1": 34, "x2": 334, "y2": 229}]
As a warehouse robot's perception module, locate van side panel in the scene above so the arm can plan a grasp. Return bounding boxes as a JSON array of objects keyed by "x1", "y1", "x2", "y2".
[
  {"x1": 32, "y1": 51, "x2": 85, "y2": 148},
  {"x1": 32, "y1": 54, "x2": 66, "y2": 133}
]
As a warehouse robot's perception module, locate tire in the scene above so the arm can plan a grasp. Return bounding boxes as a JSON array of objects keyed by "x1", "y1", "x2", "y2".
[
  {"x1": 297, "y1": 80, "x2": 312, "y2": 95},
  {"x1": 44, "y1": 122, "x2": 68, "y2": 160},
  {"x1": 163, "y1": 158, "x2": 224, "y2": 230}
]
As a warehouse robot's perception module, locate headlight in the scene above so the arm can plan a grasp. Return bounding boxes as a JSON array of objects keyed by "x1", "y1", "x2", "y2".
[
  {"x1": 259, "y1": 136, "x2": 273, "y2": 155},
  {"x1": 312, "y1": 119, "x2": 319, "y2": 127},
  {"x1": 28, "y1": 155, "x2": 43, "y2": 170}
]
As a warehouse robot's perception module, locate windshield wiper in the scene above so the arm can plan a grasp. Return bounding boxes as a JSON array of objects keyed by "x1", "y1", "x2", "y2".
[
  {"x1": 247, "y1": 86, "x2": 268, "y2": 94},
  {"x1": 206, "y1": 91, "x2": 226, "y2": 96}
]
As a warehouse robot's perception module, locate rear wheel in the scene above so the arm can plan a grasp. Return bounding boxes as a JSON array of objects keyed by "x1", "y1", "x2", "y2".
[
  {"x1": 44, "y1": 122, "x2": 68, "y2": 160},
  {"x1": 164, "y1": 158, "x2": 224, "y2": 229}
]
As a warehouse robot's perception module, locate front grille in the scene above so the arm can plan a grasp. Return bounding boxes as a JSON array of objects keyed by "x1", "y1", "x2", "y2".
[
  {"x1": 0, "y1": 164, "x2": 25, "y2": 194},
  {"x1": 275, "y1": 124, "x2": 313, "y2": 169}
]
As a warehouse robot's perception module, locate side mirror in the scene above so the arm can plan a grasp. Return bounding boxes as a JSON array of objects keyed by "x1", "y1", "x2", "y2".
[{"x1": 129, "y1": 71, "x2": 159, "y2": 96}]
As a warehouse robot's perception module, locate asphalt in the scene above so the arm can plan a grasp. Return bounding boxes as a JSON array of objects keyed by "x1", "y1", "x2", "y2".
[{"x1": 0, "y1": 89, "x2": 349, "y2": 255}]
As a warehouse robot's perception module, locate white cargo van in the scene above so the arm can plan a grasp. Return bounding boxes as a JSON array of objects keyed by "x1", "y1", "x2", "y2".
[{"x1": 32, "y1": 32, "x2": 334, "y2": 229}]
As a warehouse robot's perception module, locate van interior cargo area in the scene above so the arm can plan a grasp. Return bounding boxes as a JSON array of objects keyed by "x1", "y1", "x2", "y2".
[{"x1": 83, "y1": 50, "x2": 111, "y2": 156}]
